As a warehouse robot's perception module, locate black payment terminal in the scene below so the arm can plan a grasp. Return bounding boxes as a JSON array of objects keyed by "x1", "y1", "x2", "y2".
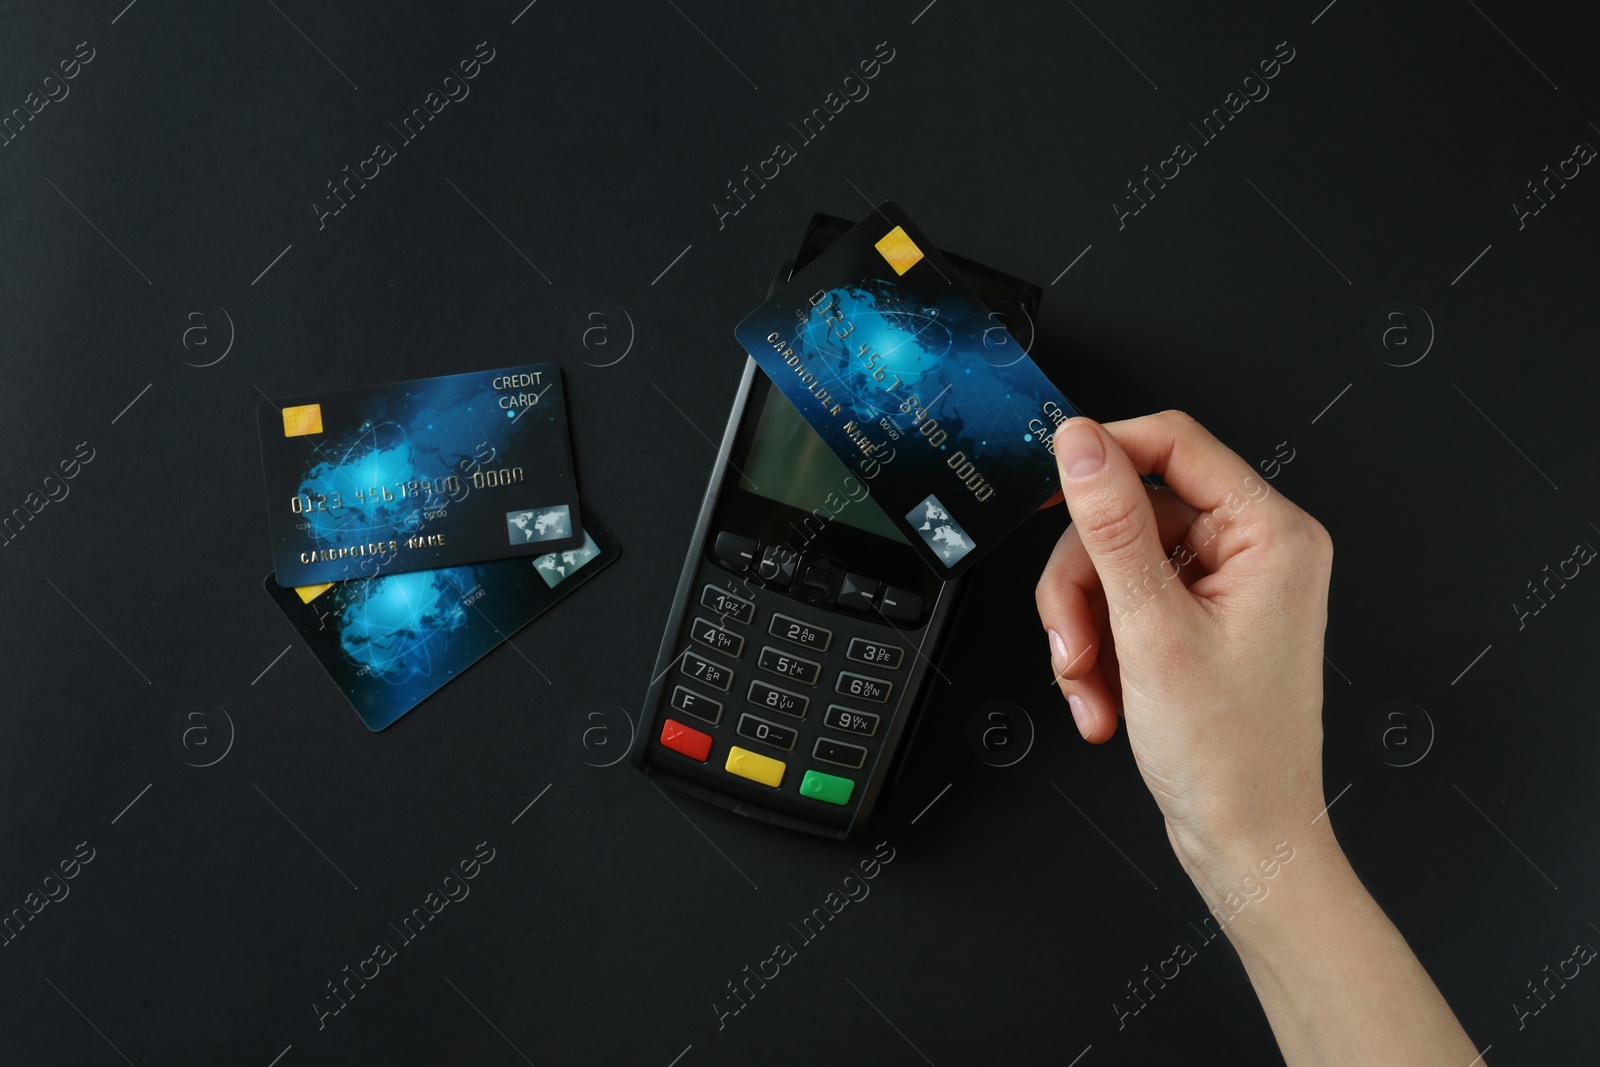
[{"x1": 633, "y1": 212, "x2": 1045, "y2": 838}]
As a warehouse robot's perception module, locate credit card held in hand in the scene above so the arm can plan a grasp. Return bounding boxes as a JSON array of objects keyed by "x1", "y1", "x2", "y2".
[
  {"x1": 257, "y1": 364, "x2": 584, "y2": 587},
  {"x1": 734, "y1": 202, "x2": 1078, "y2": 578}
]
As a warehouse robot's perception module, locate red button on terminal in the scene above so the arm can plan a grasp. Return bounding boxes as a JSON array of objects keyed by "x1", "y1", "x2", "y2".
[{"x1": 660, "y1": 718, "x2": 713, "y2": 762}]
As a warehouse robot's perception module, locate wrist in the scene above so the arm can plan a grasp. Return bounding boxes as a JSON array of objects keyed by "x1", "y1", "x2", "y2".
[{"x1": 1173, "y1": 822, "x2": 1354, "y2": 947}]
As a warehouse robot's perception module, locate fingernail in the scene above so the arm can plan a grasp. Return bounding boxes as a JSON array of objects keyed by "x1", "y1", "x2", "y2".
[
  {"x1": 1067, "y1": 694, "x2": 1092, "y2": 739},
  {"x1": 1048, "y1": 629, "x2": 1070, "y2": 674},
  {"x1": 1056, "y1": 420, "x2": 1105, "y2": 481}
]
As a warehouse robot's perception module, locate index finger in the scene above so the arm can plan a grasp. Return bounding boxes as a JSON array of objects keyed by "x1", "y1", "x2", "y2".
[{"x1": 1100, "y1": 409, "x2": 1286, "y2": 521}]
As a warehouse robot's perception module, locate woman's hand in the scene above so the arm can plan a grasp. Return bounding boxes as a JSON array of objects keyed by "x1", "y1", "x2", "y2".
[{"x1": 1034, "y1": 411, "x2": 1336, "y2": 884}]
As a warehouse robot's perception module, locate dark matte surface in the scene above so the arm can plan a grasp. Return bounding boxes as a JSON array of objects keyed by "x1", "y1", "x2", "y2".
[{"x1": 2, "y1": 1, "x2": 1596, "y2": 1064}]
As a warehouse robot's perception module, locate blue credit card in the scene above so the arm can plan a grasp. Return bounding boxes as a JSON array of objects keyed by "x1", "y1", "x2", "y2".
[
  {"x1": 263, "y1": 508, "x2": 619, "y2": 731},
  {"x1": 257, "y1": 363, "x2": 584, "y2": 587},
  {"x1": 734, "y1": 202, "x2": 1077, "y2": 577}
]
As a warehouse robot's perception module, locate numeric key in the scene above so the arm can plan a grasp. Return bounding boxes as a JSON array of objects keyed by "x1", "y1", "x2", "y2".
[
  {"x1": 769, "y1": 612, "x2": 832, "y2": 652},
  {"x1": 835, "y1": 671, "x2": 892, "y2": 704},
  {"x1": 699, "y1": 584, "x2": 754, "y2": 625},
  {"x1": 757, "y1": 645, "x2": 821, "y2": 686},
  {"x1": 690, "y1": 617, "x2": 744, "y2": 658},
  {"x1": 680, "y1": 651, "x2": 733, "y2": 692}
]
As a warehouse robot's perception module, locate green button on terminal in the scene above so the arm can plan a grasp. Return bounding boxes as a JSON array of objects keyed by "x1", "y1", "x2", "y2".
[{"x1": 799, "y1": 769, "x2": 855, "y2": 806}]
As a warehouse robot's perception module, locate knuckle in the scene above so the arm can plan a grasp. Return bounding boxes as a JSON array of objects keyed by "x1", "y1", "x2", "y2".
[
  {"x1": 1262, "y1": 512, "x2": 1334, "y2": 577},
  {"x1": 1303, "y1": 522, "x2": 1334, "y2": 577},
  {"x1": 1033, "y1": 572, "x2": 1054, "y2": 613},
  {"x1": 1157, "y1": 408, "x2": 1202, "y2": 435},
  {"x1": 1281, "y1": 510, "x2": 1330, "y2": 556},
  {"x1": 1302, "y1": 515, "x2": 1333, "y2": 555},
  {"x1": 1076, "y1": 491, "x2": 1149, "y2": 558}
]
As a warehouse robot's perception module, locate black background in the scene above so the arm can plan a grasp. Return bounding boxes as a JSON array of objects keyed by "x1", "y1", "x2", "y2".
[{"x1": 2, "y1": 1, "x2": 1596, "y2": 1064}]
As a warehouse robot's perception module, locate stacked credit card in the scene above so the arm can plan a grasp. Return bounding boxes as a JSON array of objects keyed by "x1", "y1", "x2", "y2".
[{"x1": 256, "y1": 364, "x2": 617, "y2": 730}]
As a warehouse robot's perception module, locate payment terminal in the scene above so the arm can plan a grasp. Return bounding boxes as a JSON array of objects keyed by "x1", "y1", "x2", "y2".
[{"x1": 633, "y1": 212, "x2": 1044, "y2": 837}]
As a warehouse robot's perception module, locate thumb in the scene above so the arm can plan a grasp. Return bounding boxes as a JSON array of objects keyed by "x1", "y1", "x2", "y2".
[{"x1": 1052, "y1": 417, "x2": 1179, "y2": 627}]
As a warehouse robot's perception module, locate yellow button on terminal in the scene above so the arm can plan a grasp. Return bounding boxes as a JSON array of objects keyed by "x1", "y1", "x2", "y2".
[{"x1": 724, "y1": 745, "x2": 785, "y2": 788}]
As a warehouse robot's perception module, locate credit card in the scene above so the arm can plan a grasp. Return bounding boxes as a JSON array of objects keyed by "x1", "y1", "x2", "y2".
[
  {"x1": 257, "y1": 363, "x2": 584, "y2": 587},
  {"x1": 263, "y1": 507, "x2": 619, "y2": 731},
  {"x1": 733, "y1": 201, "x2": 1077, "y2": 577}
]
